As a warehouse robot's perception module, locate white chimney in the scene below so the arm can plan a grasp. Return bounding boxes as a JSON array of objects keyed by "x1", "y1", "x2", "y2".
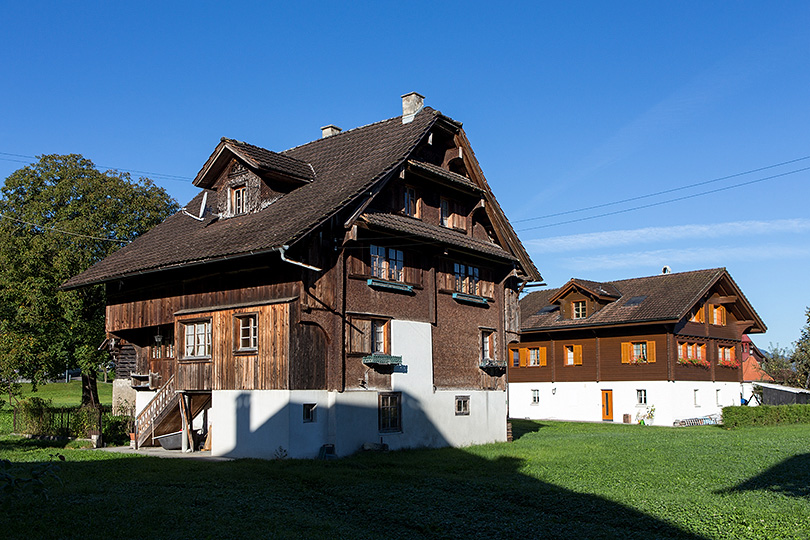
[
  {"x1": 321, "y1": 124, "x2": 342, "y2": 138},
  {"x1": 401, "y1": 92, "x2": 424, "y2": 124}
]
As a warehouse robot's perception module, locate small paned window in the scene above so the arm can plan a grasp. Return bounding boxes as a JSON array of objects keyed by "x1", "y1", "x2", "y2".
[
  {"x1": 372, "y1": 320, "x2": 387, "y2": 354},
  {"x1": 716, "y1": 389, "x2": 722, "y2": 407},
  {"x1": 440, "y1": 198, "x2": 451, "y2": 227},
  {"x1": 403, "y1": 186, "x2": 418, "y2": 217},
  {"x1": 712, "y1": 305, "x2": 727, "y2": 326},
  {"x1": 529, "y1": 348, "x2": 542, "y2": 366},
  {"x1": 621, "y1": 341, "x2": 656, "y2": 364},
  {"x1": 379, "y1": 392, "x2": 402, "y2": 432},
  {"x1": 637, "y1": 389, "x2": 647, "y2": 406},
  {"x1": 455, "y1": 396, "x2": 470, "y2": 416},
  {"x1": 694, "y1": 389, "x2": 700, "y2": 407},
  {"x1": 303, "y1": 403, "x2": 316, "y2": 423},
  {"x1": 718, "y1": 345, "x2": 736, "y2": 366},
  {"x1": 235, "y1": 314, "x2": 258, "y2": 352},
  {"x1": 572, "y1": 300, "x2": 586, "y2": 319},
  {"x1": 481, "y1": 331, "x2": 495, "y2": 363},
  {"x1": 454, "y1": 263, "x2": 480, "y2": 295},
  {"x1": 565, "y1": 345, "x2": 582, "y2": 366},
  {"x1": 232, "y1": 185, "x2": 247, "y2": 215},
  {"x1": 370, "y1": 245, "x2": 405, "y2": 282},
  {"x1": 531, "y1": 389, "x2": 540, "y2": 405},
  {"x1": 183, "y1": 320, "x2": 212, "y2": 359},
  {"x1": 512, "y1": 349, "x2": 520, "y2": 368}
]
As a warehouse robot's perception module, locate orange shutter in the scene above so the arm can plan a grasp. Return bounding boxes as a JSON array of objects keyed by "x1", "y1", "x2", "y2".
[
  {"x1": 519, "y1": 348, "x2": 528, "y2": 367},
  {"x1": 539, "y1": 347, "x2": 547, "y2": 367},
  {"x1": 621, "y1": 342, "x2": 631, "y2": 364},
  {"x1": 647, "y1": 341, "x2": 656, "y2": 363},
  {"x1": 695, "y1": 307, "x2": 704, "y2": 323},
  {"x1": 574, "y1": 345, "x2": 583, "y2": 365},
  {"x1": 730, "y1": 346, "x2": 736, "y2": 361},
  {"x1": 720, "y1": 306, "x2": 726, "y2": 326}
]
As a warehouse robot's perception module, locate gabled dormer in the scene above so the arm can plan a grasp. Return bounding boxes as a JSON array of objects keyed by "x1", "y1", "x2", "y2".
[
  {"x1": 682, "y1": 274, "x2": 765, "y2": 335},
  {"x1": 548, "y1": 279, "x2": 622, "y2": 320},
  {"x1": 192, "y1": 138, "x2": 315, "y2": 218}
]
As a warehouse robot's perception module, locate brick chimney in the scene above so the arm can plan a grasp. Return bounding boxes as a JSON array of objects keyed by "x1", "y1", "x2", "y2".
[
  {"x1": 321, "y1": 124, "x2": 342, "y2": 138},
  {"x1": 401, "y1": 92, "x2": 424, "y2": 124}
]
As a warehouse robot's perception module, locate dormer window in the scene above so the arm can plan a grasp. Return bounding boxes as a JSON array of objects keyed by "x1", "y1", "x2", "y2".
[
  {"x1": 232, "y1": 185, "x2": 247, "y2": 215},
  {"x1": 572, "y1": 300, "x2": 586, "y2": 319}
]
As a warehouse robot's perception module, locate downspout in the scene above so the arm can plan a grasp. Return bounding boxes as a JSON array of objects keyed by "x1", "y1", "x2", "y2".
[{"x1": 278, "y1": 245, "x2": 322, "y2": 272}]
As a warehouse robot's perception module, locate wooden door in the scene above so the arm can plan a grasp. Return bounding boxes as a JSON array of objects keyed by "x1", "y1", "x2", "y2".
[{"x1": 601, "y1": 390, "x2": 613, "y2": 421}]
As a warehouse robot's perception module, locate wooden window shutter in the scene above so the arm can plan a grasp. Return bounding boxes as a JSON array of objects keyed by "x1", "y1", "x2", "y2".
[
  {"x1": 621, "y1": 342, "x2": 631, "y2": 364},
  {"x1": 539, "y1": 347, "x2": 547, "y2": 367},
  {"x1": 404, "y1": 251, "x2": 422, "y2": 286},
  {"x1": 646, "y1": 341, "x2": 656, "y2": 363},
  {"x1": 697, "y1": 307, "x2": 705, "y2": 323},
  {"x1": 349, "y1": 319, "x2": 372, "y2": 354},
  {"x1": 574, "y1": 345, "x2": 583, "y2": 365},
  {"x1": 720, "y1": 306, "x2": 726, "y2": 326},
  {"x1": 730, "y1": 345, "x2": 736, "y2": 361},
  {"x1": 519, "y1": 348, "x2": 528, "y2": 367},
  {"x1": 383, "y1": 321, "x2": 391, "y2": 354},
  {"x1": 480, "y1": 268, "x2": 494, "y2": 299}
]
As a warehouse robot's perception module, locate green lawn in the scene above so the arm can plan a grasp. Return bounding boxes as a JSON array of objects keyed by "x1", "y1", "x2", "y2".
[
  {"x1": 0, "y1": 421, "x2": 807, "y2": 539},
  {"x1": 6, "y1": 380, "x2": 113, "y2": 407}
]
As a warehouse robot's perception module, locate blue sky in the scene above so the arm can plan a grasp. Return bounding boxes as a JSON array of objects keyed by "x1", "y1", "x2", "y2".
[{"x1": 1, "y1": 2, "x2": 809, "y2": 349}]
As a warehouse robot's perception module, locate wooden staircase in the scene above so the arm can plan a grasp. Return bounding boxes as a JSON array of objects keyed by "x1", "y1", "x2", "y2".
[{"x1": 135, "y1": 375, "x2": 212, "y2": 449}]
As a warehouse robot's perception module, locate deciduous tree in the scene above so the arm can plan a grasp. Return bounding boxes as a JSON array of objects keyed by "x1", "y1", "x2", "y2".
[{"x1": 0, "y1": 155, "x2": 178, "y2": 406}]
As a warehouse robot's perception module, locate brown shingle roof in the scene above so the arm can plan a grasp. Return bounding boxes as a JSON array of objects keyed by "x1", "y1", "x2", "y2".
[
  {"x1": 359, "y1": 212, "x2": 516, "y2": 261},
  {"x1": 521, "y1": 268, "x2": 765, "y2": 332},
  {"x1": 63, "y1": 108, "x2": 439, "y2": 289},
  {"x1": 225, "y1": 139, "x2": 315, "y2": 183}
]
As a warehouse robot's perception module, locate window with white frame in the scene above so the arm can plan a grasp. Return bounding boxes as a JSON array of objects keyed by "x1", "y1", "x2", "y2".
[
  {"x1": 370, "y1": 245, "x2": 405, "y2": 282},
  {"x1": 481, "y1": 330, "x2": 495, "y2": 363},
  {"x1": 455, "y1": 395, "x2": 470, "y2": 416},
  {"x1": 235, "y1": 314, "x2": 258, "y2": 352},
  {"x1": 716, "y1": 389, "x2": 722, "y2": 407},
  {"x1": 637, "y1": 389, "x2": 647, "y2": 406},
  {"x1": 183, "y1": 320, "x2": 212, "y2": 359},
  {"x1": 531, "y1": 389, "x2": 540, "y2": 405},
  {"x1": 572, "y1": 300, "x2": 586, "y2": 319},
  {"x1": 694, "y1": 389, "x2": 700, "y2": 407},
  {"x1": 529, "y1": 348, "x2": 540, "y2": 366}
]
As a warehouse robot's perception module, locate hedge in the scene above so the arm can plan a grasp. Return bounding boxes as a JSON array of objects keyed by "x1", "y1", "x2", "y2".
[
  {"x1": 721, "y1": 404, "x2": 810, "y2": 428},
  {"x1": 13, "y1": 397, "x2": 131, "y2": 443}
]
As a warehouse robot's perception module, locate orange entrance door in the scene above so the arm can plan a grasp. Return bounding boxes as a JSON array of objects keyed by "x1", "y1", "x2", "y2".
[{"x1": 601, "y1": 390, "x2": 613, "y2": 421}]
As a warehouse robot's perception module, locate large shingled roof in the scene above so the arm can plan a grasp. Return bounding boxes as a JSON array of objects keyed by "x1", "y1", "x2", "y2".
[
  {"x1": 521, "y1": 268, "x2": 766, "y2": 333},
  {"x1": 63, "y1": 108, "x2": 439, "y2": 289}
]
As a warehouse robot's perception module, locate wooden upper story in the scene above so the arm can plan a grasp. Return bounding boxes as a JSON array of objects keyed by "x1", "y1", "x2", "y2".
[{"x1": 512, "y1": 268, "x2": 765, "y2": 383}]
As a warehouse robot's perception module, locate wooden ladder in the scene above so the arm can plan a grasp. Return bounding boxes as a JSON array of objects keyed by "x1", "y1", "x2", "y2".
[{"x1": 135, "y1": 374, "x2": 179, "y2": 448}]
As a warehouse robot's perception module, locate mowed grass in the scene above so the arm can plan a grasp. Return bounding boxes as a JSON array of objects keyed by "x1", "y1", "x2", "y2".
[
  {"x1": 7, "y1": 380, "x2": 113, "y2": 407},
  {"x1": 1, "y1": 420, "x2": 808, "y2": 540}
]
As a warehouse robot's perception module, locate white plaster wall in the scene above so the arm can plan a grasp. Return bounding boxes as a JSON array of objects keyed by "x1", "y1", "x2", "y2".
[
  {"x1": 510, "y1": 380, "x2": 744, "y2": 426},
  {"x1": 134, "y1": 390, "x2": 156, "y2": 417},
  {"x1": 208, "y1": 319, "x2": 507, "y2": 459}
]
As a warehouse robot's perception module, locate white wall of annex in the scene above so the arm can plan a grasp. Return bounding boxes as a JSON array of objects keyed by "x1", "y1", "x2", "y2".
[{"x1": 509, "y1": 380, "x2": 743, "y2": 426}]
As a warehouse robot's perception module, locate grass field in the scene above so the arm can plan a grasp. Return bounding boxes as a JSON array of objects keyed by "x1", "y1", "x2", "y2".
[
  {"x1": 3, "y1": 380, "x2": 113, "y2": 407},
  {"x1": 1, "y1": 420, "x2": 807, "y2": 539}
]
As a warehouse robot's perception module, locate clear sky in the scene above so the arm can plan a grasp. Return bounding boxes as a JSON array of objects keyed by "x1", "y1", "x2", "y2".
[{"x1": 1, "y1": 2, "x2": 808, "y2": 350}]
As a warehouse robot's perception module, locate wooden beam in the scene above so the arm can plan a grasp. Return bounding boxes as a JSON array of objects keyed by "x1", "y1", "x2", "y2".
[{"x1": 709, "y1": 296, "x2": 737, "y2": 304}]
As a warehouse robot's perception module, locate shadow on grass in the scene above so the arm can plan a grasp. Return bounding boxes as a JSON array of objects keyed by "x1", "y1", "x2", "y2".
[
  {"x1": 0, "y1": 439, "x2": 710, "y2": 540},
  {"x1": 717, "y1": 453, "x2": 810, "y2": 498},
  {"x1": 510, "y1": 418, "x2": 548, "y2": 440}
]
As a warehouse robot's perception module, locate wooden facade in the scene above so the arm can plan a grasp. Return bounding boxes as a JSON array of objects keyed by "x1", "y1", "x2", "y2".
[{"x1": 512, "y1": 269, "x2": 766, "y2": 387}]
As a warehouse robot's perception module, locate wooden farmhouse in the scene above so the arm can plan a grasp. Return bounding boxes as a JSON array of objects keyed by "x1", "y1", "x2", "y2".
[
  {"x1": 63, "y1": 93, "x2": 540, "y2": 458},
  {"x1": 509, "y1": 268, "x2": 766, "y2": 426}
]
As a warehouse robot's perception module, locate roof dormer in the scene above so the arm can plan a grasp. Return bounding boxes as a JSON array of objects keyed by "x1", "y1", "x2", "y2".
[
  {"x1": 192, "y1": 138, "x2": 315, "y2": 218},
  {"x1": 549, "y1": 278, "x2": 622, "y2": 320}
]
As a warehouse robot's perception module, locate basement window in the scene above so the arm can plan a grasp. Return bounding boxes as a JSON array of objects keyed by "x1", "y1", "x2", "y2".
[
  {"x1": 303, "y1": 403, "x2": 316, "y2": 423},
  {"x1": 637, "y1": 389, "x2": 647, "y2": 406},
  {"x1": 379, "y1": 392, "x2": 402, "y2": 432},
  {"x1": 455, "y1": 396, "x2": 470, "y2": 416}
]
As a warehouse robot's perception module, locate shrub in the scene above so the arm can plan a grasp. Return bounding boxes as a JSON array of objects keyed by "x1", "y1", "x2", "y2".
[
  {"x1": 722, "y1": 404, "x2": 810, "y2": 428},
  {"x1": 102, "y1": 415, "x2": 133, "y2": 446},
  {"x1": 16, "y1": 397, "x2": 54, "y2": 435}
]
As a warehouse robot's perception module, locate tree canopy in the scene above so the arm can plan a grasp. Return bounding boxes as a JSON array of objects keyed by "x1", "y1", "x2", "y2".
[{"x1": 0, "y1": 154, "x2": 178, "y2": 404}]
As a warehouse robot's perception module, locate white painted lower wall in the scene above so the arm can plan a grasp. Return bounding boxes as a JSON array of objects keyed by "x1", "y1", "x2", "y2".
[
  {"x1": 209, "y1": 319, "x2": 507, "y2": 459},
  {"x1": 509, "y1": 380, "x2": 745, "y2": 426}
]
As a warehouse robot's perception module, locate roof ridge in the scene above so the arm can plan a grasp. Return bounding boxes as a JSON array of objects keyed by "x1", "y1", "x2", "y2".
[
  {"x1": 281, "y1": 107, "x2": 439, "y2": 154},
  {"x1": 221, "y1": 138, "x2": 313, "y2": 167}
]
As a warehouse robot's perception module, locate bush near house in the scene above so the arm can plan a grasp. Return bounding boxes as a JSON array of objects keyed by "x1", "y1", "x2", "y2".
[{"x1": 722, "y1": 404, "x2": 810, "y2": 428}]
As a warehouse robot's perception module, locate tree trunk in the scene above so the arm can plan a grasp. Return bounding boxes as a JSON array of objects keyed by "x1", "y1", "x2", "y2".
[{"x1": 81, "y1": 371, "x2": 100, "y2": 407}]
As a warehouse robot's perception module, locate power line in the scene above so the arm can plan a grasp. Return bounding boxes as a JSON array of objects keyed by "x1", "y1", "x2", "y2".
[
  {"x1": 0, "y1": 213, "x2": 131, "y2": 243},
  {"x1": 516, "y1": 165, "x2": 810, "y2": 232},
  {"x1": 513, "y1": 154, "x2": 810, "y2": 224},
  {"x1": 0, "y1": 152, "x2": 193, "y2": 183}
]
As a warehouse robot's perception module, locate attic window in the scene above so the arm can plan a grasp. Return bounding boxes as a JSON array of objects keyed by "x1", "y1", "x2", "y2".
[
  {"x1": 232, "y1": 185, "x2": 247, "y2": 215},
  {"x1": 572, "y1": 301, "x2": 586, "y2": 319},
  {"x1": 623, "y1": 296, "x2": 647, "y2": 307}
]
